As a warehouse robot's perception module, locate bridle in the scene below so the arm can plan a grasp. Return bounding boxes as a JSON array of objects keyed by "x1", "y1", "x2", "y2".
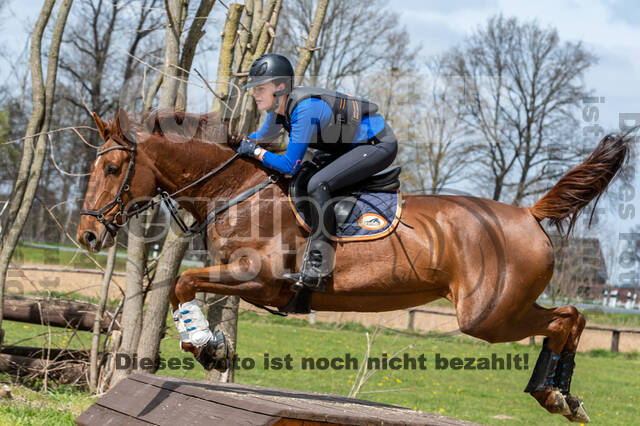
[
  {"x1": 80, "y1": 136, "x2": 141, "y2": 236},
  {"x1": 80, "y1": 131, "x2": 279, "y2": 238}
]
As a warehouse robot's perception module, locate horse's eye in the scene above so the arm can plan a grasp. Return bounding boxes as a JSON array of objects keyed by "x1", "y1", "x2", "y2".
[{"x1": 106, "y1": 164, "x2": 120, "y2": 175}]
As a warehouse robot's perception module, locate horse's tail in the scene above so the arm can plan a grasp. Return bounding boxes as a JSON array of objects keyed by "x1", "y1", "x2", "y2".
[{"x1": 529, "y1": 132, "x2": 633, "y2": 235}]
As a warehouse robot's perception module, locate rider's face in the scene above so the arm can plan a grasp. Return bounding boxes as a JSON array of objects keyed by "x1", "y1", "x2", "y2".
[{"x1": 251, "y1": 81, "x2": 285, "y2": 111}]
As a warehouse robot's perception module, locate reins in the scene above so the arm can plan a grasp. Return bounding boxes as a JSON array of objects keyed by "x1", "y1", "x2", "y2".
[{"x1": 80, "y1": 132, "x2": 280, "y2": 238}]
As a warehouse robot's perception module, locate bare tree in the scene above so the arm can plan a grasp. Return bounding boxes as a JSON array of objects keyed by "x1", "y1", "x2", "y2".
[
  {"x1": 0, "y1": 0, "x2": 74, "y2": 337},
  {"x1": 398, "y1": 59, "x2": 475, "y2": 194},
  {"x1": 442, "y1": 15, "x2": 596, "y2": 204},
  {"x1": 274, "y1": 0, "x2": 409, "y2": 90}
]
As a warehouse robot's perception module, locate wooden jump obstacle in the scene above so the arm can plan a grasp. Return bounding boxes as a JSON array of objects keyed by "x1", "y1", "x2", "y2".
[{"x1": 76, "y1": 373, "x2": 477, "y2": 426}]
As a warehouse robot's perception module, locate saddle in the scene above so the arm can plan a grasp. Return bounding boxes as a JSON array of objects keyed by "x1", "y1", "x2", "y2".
[
  {"x1": 289, "y1": 151, "x2": 402, "y2": 240},
  {"x1": 282, "y1": 153, "x2": 403, "y2": 314}
]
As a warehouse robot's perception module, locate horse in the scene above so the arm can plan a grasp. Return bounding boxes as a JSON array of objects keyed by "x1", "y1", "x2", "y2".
[{"x1": 77, "y1": 107, "x2": 631, "y2": 423}]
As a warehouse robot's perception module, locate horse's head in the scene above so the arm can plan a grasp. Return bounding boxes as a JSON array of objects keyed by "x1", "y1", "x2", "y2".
[{"x1": 77, "y1": 108, "x2": 157, "y2": 253}]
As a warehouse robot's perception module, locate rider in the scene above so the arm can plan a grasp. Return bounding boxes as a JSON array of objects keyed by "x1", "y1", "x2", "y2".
[{"x1": 236, "y1": 53, "x2": 398, "y2": 291}]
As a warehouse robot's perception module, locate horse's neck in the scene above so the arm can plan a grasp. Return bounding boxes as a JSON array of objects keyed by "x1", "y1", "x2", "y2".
[{"x1": 142, "y1": 134, "x2": 272, "y2": 222}]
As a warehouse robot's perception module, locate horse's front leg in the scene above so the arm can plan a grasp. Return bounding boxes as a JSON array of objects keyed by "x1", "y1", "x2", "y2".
[{"x1": 169, "y1": 258, "x2": 276, "y2": 372}]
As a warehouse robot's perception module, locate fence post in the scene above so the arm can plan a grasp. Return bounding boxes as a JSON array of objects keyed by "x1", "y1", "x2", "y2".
[
  {"x1": 407, "y1": 310, "x2": 415, "y2": 331},
  {"x1": 611, "y1": 330, "x2": 620, "y2": 353}
]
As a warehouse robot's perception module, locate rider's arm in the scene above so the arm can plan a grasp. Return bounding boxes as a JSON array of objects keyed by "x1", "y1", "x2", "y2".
[
  {"x1": 260, "y1": 98, "x2": 331, "y2": 175},
  {"x1": 247, "y1": 112, "x2": 281, "y2": 141}
]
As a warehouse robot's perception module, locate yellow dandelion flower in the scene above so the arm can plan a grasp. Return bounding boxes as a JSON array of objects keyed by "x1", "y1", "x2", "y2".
[
  {"x1": 439, "y1": 408, "x2": 445, "y2": 412},
  {"x1": 396, "y1": 378, "x2": 402, "y2": 383},
  {"x1": 377, "y1": 382, "x2": 383, "y2": 386}
]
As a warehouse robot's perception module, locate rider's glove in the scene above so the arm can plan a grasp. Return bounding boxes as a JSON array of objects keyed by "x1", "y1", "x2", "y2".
[{"x1": 236, "y1": 139, "x2": 260, "y2": 158}]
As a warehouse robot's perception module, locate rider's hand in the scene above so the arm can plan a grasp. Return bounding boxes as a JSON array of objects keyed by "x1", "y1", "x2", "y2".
[{"x1": 236, "y1": 139, "x2": 259, "y2": 157}]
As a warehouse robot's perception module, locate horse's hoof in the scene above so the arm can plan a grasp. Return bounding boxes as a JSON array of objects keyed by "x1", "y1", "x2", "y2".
[
  {"x1": 563, "y1": 394, "x2": 590, "y2": 423},
  {"x1": 549, "y1": 390, "x2": 572, "y2": 416},
  {"x1": 532, "y1": 389, "x2": 572, "y2": 415},
  {"x1": 195, "y1": 331, "x2": 235, "y2": 372}
]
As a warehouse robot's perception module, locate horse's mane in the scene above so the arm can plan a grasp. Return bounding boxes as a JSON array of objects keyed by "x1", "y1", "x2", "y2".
[{"x1": 136, "y1": 109, "x2": 240, "y2": 147}]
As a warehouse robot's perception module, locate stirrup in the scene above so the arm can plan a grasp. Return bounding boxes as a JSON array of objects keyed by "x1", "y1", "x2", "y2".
[{"x1": 283, "y1": 271, "x2": 328, "y2": 292}]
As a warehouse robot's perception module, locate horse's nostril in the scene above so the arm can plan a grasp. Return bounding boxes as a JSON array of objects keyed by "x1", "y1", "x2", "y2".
[{"x1": 83, "y1": 231, "x2": 97, "y2": 245}]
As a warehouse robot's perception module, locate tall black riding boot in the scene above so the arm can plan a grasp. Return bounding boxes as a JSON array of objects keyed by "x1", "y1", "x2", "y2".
[{"x1": 284, "y1": 182, "x2": 335, "y2": 292}]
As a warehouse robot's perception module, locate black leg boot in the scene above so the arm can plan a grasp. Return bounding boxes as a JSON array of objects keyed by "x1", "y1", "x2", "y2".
[
  {"x1": 524, "y1": 338, "x2": 561, "y2": 393},
  {"x1": 284, "y1": 182, "x2": 335, "y2": 292}
]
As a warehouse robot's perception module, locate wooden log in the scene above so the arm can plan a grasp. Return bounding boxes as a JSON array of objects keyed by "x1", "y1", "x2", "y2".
[
  {"x1": 0, "y1": 345, "x2": 89, "y2": 361},
  {"x1": 3, "y1": 295, "x2": 120, "y2": 332},
  {"x1": 0, "y1": 353, "x2": 86, "y2": 385},
  {"x1": 76, "y1": 373, "x2": 479, "y2": 425}
]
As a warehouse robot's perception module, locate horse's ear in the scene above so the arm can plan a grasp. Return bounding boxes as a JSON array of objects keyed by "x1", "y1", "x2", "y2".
[
  {"x1": 115, "y1": 107, "x2": 134, "y2": 142},
  {"x1": 92, "y1": 112, "x2": 109, "y2": 141}
]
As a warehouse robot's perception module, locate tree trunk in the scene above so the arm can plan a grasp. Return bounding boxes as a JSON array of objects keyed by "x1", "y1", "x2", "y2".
[
  {"x1": 135, "y1": 226, "x2": 190, "y2": 373},
  {"x1": 0, "y1": 0, "x2": 55, "y2": 243},
  {"x1": 176, "y1": 0, "x2": 217, "y2": 110},
  {"x1": 90, "y1": 235, "x2": 118, "y2": 393},
  {"x1": 293, "y1": 0, "x2": 328, "y2": 86},
  {"x1": 158, "y1": 0, "x2": 188, "y2": 108},
  {"x1": 205, "y1": 295, "x2": 239, "y2": 383},
  {"x1": 109, "y1": 216, "x2": 146, "y2": 386},
  {"x1": 0, "y1": 0, "x2": 73, "y2": 334},
  {"x1": 211, "y1": 3, "x2": 244, "y2": 117},
  {"x1": 134, "y1": 0, "x2": 216, "y2": 375}
]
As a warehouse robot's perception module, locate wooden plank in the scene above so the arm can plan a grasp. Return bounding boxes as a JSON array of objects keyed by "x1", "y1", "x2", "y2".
[
  {"x1": 97, "y1": 376, "x2": 277, "y2": 426},
  {"x1": 3, "y1": 295, "x2": 120, "y2": 331},
  {"x1": 75, "y1": 404, "x2": 153, "y2": 426},
  {"x1": 273, "y1": 420, "x2": 338, "y2": 426},
  {"x1": 128, "y1": 374, "x2": 477, "y2": 425},
  {"x1": 131, "y1": 372, "x2": 380, "y2": 421}
]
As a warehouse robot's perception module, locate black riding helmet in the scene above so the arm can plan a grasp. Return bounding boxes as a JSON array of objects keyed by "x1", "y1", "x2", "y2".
[{"x1": 243, "y1": 53, "x2": 294, "y2": 112}]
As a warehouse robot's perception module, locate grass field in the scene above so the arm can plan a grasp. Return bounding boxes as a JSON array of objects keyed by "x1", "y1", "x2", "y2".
[
  {"x1": 0, "y1": 310, "x2": 637, "y2": 425},
  {"x1": 11, "y1": 242, "x2": 203, "y2": 274}
]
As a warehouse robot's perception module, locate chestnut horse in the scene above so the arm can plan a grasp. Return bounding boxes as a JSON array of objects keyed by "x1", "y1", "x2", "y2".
[{"x1": 78, "y1": 108, "x2": 630, "y2": 423}]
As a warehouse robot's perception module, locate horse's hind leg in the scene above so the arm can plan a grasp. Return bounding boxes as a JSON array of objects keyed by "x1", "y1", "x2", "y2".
[
  {"x1": 555, "y1": 308, "x2": 590, "y2": 423},
  {"x1": 519, "y1": 304, "x2": 590, "y2": 423},
  {"x1": 459, "y1": 303, "x2": 587, "y2": 421}
]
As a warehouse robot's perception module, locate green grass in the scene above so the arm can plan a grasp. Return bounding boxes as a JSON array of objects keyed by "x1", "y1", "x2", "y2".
[
  {"x1": 582, "y1": 309, "x2": 640, "y2": 328},
  {"x1": 0, "y1": 376, "x2": 95, "y2": 426},
  {"x1": 11, "y1": 242, "x2": 201, "y2": 274},
  {"x1": 12, "y1": 243, "x2": 128, "y2": 272},
  {"x1": 0, "y1": 311, "x2": 638, "y2": 424}
]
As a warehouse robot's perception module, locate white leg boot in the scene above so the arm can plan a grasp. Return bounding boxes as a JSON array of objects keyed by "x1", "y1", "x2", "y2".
[
  {"x1": 178, "y1": 299, "x2": 234, "y2": 372},
  {"x1": 178, "y1": 300, "x2": 213, "y2": 347},
  {"x1": 172, "y1": 308, "x2": 192, "y2": 352}
]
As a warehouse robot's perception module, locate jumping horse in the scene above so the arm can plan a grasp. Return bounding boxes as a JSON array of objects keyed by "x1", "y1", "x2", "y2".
[{"x1": 78, "y1": 108, "x2": 631, "y2": 423}]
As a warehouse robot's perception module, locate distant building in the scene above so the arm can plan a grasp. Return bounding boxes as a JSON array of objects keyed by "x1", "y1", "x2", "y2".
[{"x1": 547, "y1": 235, "x2": 608, "y2": 300}]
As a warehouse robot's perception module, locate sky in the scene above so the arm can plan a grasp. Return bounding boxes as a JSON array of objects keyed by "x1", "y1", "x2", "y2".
[
  {"x1": 391, "y1": 0, "x2": 640, "y2": 285},
  {"x1": 2, "y1": 0, "x2": 640, "y2": 286}
]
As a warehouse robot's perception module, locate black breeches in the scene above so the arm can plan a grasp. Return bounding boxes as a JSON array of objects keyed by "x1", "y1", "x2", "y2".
[{"x1": 307, "y1": 123, "x2": 398, "y2": 194}]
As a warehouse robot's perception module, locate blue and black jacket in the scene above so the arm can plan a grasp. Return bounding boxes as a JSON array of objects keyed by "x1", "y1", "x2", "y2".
[{"x1": 248, "y1": 86, "x2": 385, "y2": 175}]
